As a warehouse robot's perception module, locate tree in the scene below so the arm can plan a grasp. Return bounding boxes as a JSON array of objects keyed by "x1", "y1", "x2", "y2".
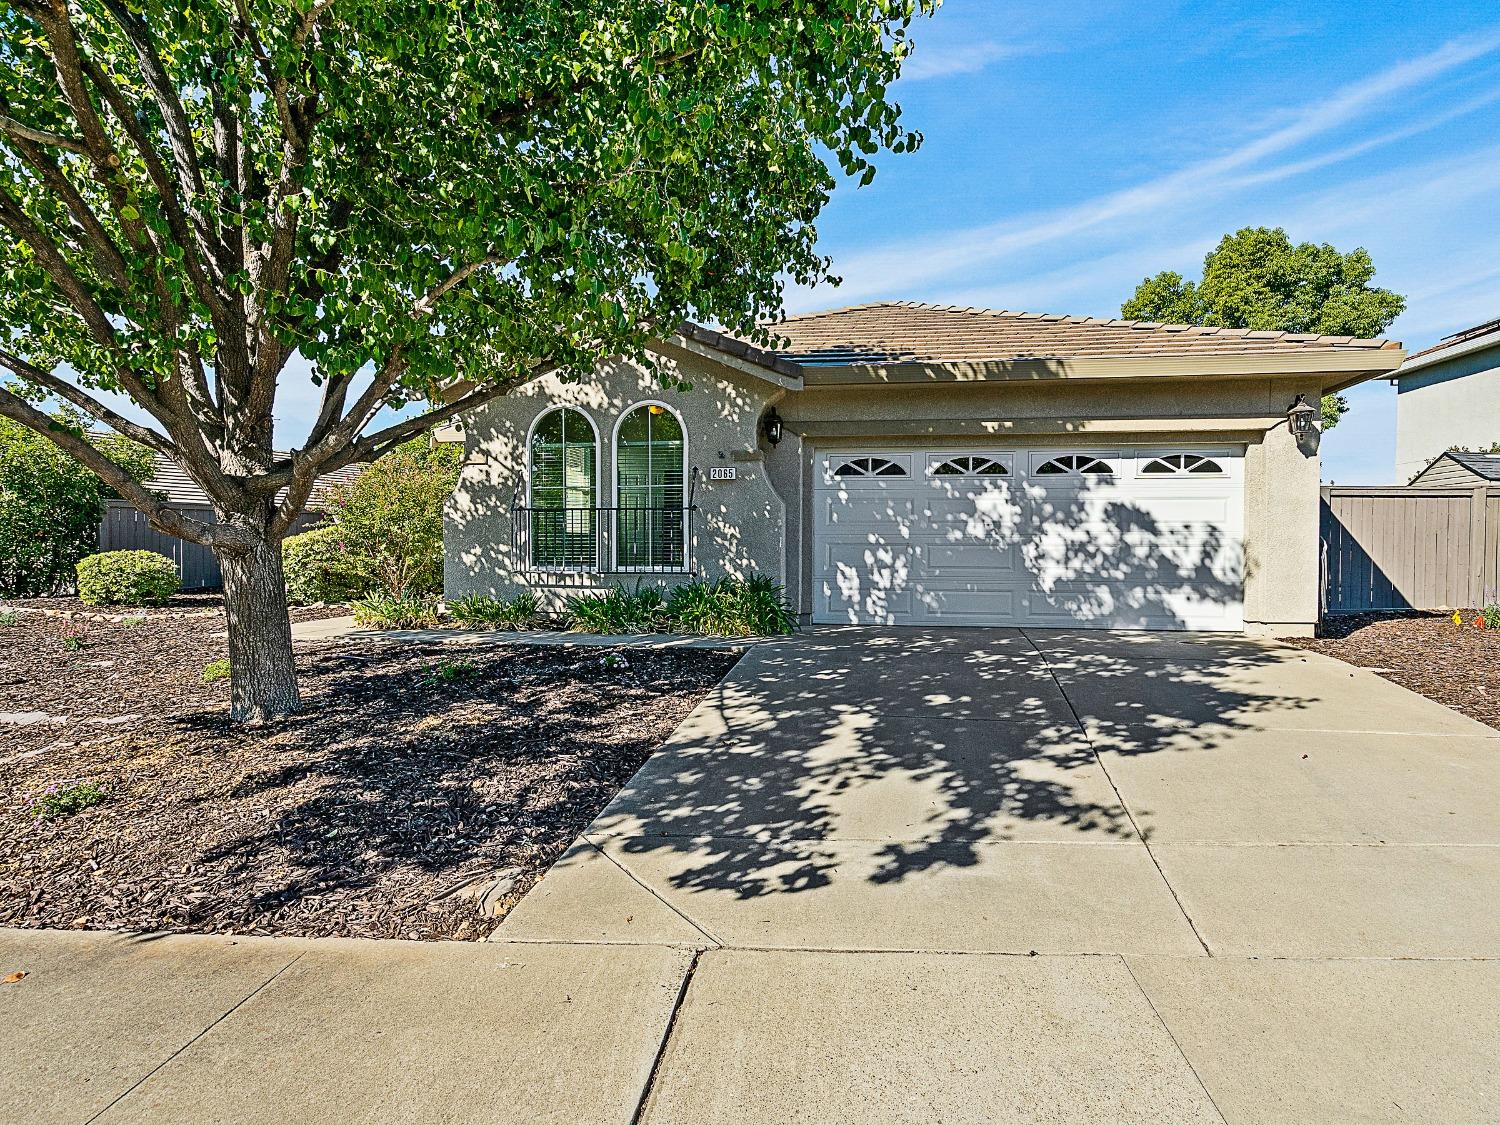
[
  {"x1": 0, "y1": 1, "x2": 933, "y2": 720},
  {"x1": 323, "y1": 437, "x2": 460, "y2": 597},
  {"x1": 1121, "y1": 227, "x2": 1406, "y2": 430},
  {"x1": 0, "y1": 411, "x2": 153, "y2": 596}
]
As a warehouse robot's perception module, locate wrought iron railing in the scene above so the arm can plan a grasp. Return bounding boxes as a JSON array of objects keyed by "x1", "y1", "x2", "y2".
[{"x1": 512, "y1": 470, "x2": 698, "y2": 574}]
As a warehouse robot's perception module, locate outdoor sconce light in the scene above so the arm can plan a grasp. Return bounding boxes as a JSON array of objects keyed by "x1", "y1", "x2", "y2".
[
  {"x1": 763, "y1": 406, "x2": 784, "y2": 446},
  {"x1": 1287, "y1": 394, "x2": 1317, "y2": 437}
]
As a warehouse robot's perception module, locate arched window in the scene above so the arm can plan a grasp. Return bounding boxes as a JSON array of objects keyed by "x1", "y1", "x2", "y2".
[
  {"x1": 529, "y1": 408, "x2": 597, "y2": 568},
  {"x1": 615, "y1": 403, "x2": 686, "y2": 569}
]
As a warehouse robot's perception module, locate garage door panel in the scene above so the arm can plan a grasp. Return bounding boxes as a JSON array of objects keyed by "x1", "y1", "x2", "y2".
[
  {"x1": 813, "y1": 448, "x2": 1244, "y2": 631},
  {"x1": 927, "y1": 542, "x2": 1020, "y2": 571}
]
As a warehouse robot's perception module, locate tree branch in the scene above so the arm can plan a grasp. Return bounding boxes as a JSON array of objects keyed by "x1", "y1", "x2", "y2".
[
  {"x1": 0, "y1": 112, "x2": 87, "y2": 153},
  {"x1": 0, "y1": 347, "x2": 174, "y2": 456},
  {"x1": 412, "y1": 254, "x2": 508, "y2": 316},
  {"x1": 0, "y1": 385, "x2": 253, "y2": 553}
]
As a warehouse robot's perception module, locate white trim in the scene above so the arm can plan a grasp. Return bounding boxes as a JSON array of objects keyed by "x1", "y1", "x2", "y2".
[
  {"x1": 925, "y1": 451, "x2": 1013, "y2": 477},
  {"x1": 524, "y1": 405, "x2": 602, "y2": 572},
  {"x1": 611, "y1": 399, "x2": 689, "y2": 571},
  {"x1": 1133, "y1": 449, "x2": 1232, "y2": 480}
]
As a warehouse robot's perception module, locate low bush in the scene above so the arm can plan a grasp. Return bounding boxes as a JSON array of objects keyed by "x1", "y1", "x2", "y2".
[
  {"x1": 29, "y1": 779, "x2": 107, "y2": 820},
  {"x1": 202, "y1": 658, "x2": 231, "y2": 684},
  {"x1": 1484, "y1": 605, "x2": 1500, "y2": 630},
  {"x1": 666, "y1": 576, "x2": 796, "y2": 637},
  {"x1": 0, "y1": 610, "x2": 19, "y2": 626},
  {"x1": 565, "y1": 586, "x2": 668, "y2": 634},
  {"x1": 76, "y1": 550, "x2": 180, "y2": 606},
  {"x1": 446, "y1": 592, "x2": 542, "y2": 630},
  {"x1": 351, "y1": 591, "x2": 442, "y2": 629},
  {"x1": 282, "y1": 526, "x2": 373, "y2": 605}
]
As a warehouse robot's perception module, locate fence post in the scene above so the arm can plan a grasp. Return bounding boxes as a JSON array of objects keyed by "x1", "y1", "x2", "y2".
[{"x1": 1472, "y1": 485, "x2": 1490, "y2": 608}]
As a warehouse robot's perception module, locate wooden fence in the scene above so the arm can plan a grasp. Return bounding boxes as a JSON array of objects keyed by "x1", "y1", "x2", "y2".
[
  {"x1": 99, "y1": 502, "x2": 320, "y2": 590},
  {"x1": 1321, "y1": 485, "x2": 1500, "y2": 613}
]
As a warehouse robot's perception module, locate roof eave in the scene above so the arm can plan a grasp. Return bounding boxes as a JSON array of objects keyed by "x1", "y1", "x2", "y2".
[
  {"x1": 796, "y1": 348, "x2": 1406, "y2": 387},
  {"x1": 1395, "y1": 329, "x2": 1500, "y2": 379}
]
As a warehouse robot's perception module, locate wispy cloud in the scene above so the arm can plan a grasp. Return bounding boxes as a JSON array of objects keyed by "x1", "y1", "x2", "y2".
[
  {"x1": 794, "y1": 29, "x2": 1500, "y2": 310},
  {"x1": 900, "y1": 40, "x2": 1032, "y2": 82}
]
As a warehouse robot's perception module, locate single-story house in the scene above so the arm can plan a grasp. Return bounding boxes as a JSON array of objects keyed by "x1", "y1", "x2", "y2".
[
  {"x1": 1393, "y1": 315, "x2": 1500, "y2": 482},
  {"x1": 100, "y1": 452, "x2": 360, "y2": 589},
  {"x1": 444, "y1": 302, "x2": 1405, "y2": 636},
  {"x1": 1407, "y1": 449, "x2": 1500, "y2": 488}
]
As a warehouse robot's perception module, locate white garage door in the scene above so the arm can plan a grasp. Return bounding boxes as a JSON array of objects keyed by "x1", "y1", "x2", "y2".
[{"x1": 812, "y1": 447, "x2": 1245, "y2": 631}]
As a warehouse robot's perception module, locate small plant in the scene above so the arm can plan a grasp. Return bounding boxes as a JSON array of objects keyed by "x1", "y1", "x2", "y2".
[
  {"x1": 0, "y1": 610, "x2": 19, "y2": 626},
  {"x1": 120, "y1": 615, "x2": 146, "y2": 627},
  {"x1": 565, "y1": 585, "x2": 668, "y2": 634},
  {"x1": 76, "y1": 550, "x2": 180, "y2": 606},
  {"x1": 447, "y1": 592, "x2": 542, "y2": 630},
  {"x1": 351, "y1": 591, "x2": 442, "y2": 629},
  {"x1": 666, "y1": 576, "x2": 797, "y2": 637},
  {"x1": 60, "y1": 624, "x2": 87, "y2": 651},
  {"x1": 29, "y1": 779, "x2": 107, "y2": 820},
  {"x1": 202, "y1": 658, "x2": 232, "y2": 684},
  {"x1": 1483, "y1": 605, "x2": 1500, "y2": 630},
  {"x1": 423, "y1": 657, "x2": 479, "y2": 685},
  {"x1": 600, "y1": 653, "x2": 629, "y2": 672}
]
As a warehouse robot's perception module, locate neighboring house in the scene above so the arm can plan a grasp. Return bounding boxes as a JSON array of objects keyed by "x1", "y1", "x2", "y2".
[
  {"x1": 1407, "y1": 449, "x2": 1500, "y2": 488},
  {"x1": 99, "y1": 451, "x2": 361, "y2": 589},
  {"x1": 445, "y1": 302, "x2": 1404, "y2": 636},
  {"x1": 1393, "y1": 315, "x2": 1500, "y2": 482}
]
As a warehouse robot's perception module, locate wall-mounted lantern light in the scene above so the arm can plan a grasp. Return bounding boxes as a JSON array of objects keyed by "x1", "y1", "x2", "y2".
[
  {"x1": 763, "y1": 406, "x2": 784, "y2": 446},
  {"x1": 1287, "y1": 394, "x2": 1317, "y2": 437}
]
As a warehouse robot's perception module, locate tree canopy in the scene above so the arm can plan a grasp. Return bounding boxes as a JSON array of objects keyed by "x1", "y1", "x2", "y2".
[
  {"x1": 1121, "y1": 227, "x2": 1406, "y2": 428},
  {"x1": 0, "y1": 0, "x2": 935, "y2": 718}
]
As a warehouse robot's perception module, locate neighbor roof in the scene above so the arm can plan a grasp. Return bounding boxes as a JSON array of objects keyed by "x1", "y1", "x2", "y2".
[
  {"x1": 1431, "y1": 450, "x2": 1500, "y2": 482},
  {"x1": 767, "y1": 301, "x2": 1402, "y2": 366},
  {"x1": 1398, "y1": 314, "x2": 1500, "y2": 375},
  {"x1": 139, "y1": 453, "x2": 361, "y2": 508}
]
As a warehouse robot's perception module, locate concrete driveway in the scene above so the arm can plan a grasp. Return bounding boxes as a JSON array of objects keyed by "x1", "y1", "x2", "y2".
[
  {"x1": 7, "y1": 627, "x2": 1498, "y2": 1124},
  {"x1": 502, "y1": 626, "x2": 1500, "y2": 1124}
]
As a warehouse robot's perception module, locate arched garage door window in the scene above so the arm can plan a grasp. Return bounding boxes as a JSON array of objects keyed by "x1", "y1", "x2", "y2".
[
  {"x1": 615, "y1": 403, "x2": 685, "y2": 570},
  {"x1": 529, "y1": 407, "x2": 597, "y2": 568}
]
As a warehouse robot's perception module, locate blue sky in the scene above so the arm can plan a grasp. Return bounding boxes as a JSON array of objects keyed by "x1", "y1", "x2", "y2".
[{"x1": 787, "y1": 0, "x2": 1500, "y2": 484}]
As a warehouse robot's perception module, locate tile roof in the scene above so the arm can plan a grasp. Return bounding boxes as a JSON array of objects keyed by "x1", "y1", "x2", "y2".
[
  {"x1": 765, "y1": 301, "x2": 1401, "y2": 366},
  {"x1": 676, "y1": 321, "x2": 804, "y2": 378},
  {"x1": 1445, "y1": 451, "x2": 1500, "y2": 481}
]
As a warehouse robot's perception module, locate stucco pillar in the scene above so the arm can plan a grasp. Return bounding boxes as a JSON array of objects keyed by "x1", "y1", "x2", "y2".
[{"x1": 1242, "y1": 387, "x2": 1322, "y2": 637}]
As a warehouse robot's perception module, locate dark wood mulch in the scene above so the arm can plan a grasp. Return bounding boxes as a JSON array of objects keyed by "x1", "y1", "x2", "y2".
[
  {"x1": 0, "y1": 612, "x2": 736, "y2": 941},
  {"x1": 1287, "y1": 612, "x2": 1500, "y2": 732},
  {"x1": 2, "y1": 592, "x2": 350, "y2": 623}
]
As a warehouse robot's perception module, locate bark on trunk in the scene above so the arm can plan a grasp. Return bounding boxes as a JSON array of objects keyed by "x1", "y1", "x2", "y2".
[{"x1": 217, "y1": 536, "x2": 300, "y2": 722}]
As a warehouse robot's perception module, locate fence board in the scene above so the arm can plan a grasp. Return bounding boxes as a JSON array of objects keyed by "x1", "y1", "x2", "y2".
[
  {"x1": 1322, "y1": 486, "x2": 1497, "y2": 614},
  {"x1": 99, "y1": 502, "x2": 320, "y2": 590}
]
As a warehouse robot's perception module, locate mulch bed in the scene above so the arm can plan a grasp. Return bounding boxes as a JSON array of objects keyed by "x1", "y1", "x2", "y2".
[
  {"x1": 2, "y1": 592, "x2": 350, "y2": 623},
  {"x1": 1287, "y1": 612, "x2": 1500, "y2": 732},
  {"x1": 0, "y1": 610, "x2": 736, "y2": 941}
]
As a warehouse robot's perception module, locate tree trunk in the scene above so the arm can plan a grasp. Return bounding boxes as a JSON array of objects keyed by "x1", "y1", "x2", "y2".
[{"x1": 217, "y1": 536, "x2": 300, "y2": 722}]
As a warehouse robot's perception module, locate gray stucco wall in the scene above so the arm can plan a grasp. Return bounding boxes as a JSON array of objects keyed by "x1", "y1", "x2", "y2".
[
  {"x1": 447, "y1": 361, "x2": 1327, "y2": 636},
  {"x1": 444, "y1": 343, "x2": 788, "y2": 610},
  {"x1": 1395, "y1": 347, "x2": 1500, "y2": 482}
]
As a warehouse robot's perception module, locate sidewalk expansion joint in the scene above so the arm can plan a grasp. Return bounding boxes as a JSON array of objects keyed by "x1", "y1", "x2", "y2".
[{"x1": 629, "y1": 948, "x2": 701, "y2": 1125}]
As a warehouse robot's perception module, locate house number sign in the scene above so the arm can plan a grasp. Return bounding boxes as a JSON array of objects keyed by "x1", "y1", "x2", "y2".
[{"x1": 708, "y1": 466, "x2": 737, "y2": 481}]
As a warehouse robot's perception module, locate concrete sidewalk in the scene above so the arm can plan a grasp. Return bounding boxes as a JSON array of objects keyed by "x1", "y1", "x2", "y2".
[{"x1": 9, "y1": 626, "x2": 1500, "y2": 1123}]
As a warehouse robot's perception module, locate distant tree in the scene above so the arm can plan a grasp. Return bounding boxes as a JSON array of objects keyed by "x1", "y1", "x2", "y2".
[
  {"x1": 1122, "y1": 228, "x2": 1406, "y2": 429},
  {"x1": 0, "y1": 411, "x2": 154, "y2": 596},
  {"x1": 0, "y1": 0, "x2": 933, "y2": 719}
]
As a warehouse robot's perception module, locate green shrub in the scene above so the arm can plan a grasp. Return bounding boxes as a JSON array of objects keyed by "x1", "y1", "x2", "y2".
[
  {"x1": 351, "y1": 591, "x2": 442, "y2": 629},
  {"x1": 565, "y1": 586, "x2": 668, "y2": 633},
  {"x1": 446, "y1": 592, "x2": 542, "y2": 630},
  {"x1": 29, "y1": 779, "x2": 107, "y2": 820},
  {"x1": 1483, "y1": 605, "x2": 1500, "y2": 630},
  {"x1": 0, "y1": 413, "x2": 154, "y2": 597},
  {"x1": 202, "y1": 658, "x2": 231, "y2": 683},
  {"x1": 322, "y1": 438, "x2": 460, "y2": 597},
  {"x1": 76, "y1": 550, "x2": 180, "y2": 606},
  {"x1": 666, "y1": 576, "x2": 796, "y2": 637},
  {"x1": 0, "y1": 610, "x2": 19, "y2": 626},
  {"x1": 282, "y1": 525, "x2": 373, "y2": 605}
]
